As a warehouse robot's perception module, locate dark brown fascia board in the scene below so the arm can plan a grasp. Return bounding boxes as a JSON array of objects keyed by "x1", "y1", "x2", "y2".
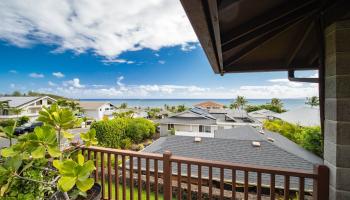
[{"x1": 180, "y1": 0, "x2": 221, "y2": 74}]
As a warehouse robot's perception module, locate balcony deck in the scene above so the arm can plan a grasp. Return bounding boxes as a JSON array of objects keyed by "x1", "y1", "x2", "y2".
[{"x1": 82, "y1": 146, "x2": 329, "y2": 200}]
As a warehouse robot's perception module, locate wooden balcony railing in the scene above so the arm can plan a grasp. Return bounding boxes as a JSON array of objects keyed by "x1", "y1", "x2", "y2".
[{"x1": 81, "y1": 146, "x2": 329, "y2": 200}]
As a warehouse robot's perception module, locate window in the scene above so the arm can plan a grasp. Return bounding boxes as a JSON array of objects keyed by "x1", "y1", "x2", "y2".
[
  {"x1": 168, "y1": 124, "x2": 174, "y2": 130},
  {"x1": 199, "y1": 125, "x2": 211, "y2": 133}
]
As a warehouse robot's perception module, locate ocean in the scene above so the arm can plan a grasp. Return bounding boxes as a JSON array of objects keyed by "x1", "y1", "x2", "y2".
[{"x1": 80, "y1": 99, "x2": 307, "y2": 110}]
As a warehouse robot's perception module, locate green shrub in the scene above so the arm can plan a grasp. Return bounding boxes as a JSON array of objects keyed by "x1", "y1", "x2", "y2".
[
  {"x1": 0, "y1": 119, "x2": 16, "y2": 127},
  {"x1": 170, "y1": 128, "x2": 175, "y2": 135},
  {"x1": 17, "y1": 116, "x2": 30, "y2": 126},
  {"x1": 263, "y1": 119, "x2": 323, "y2": 156},
  {"x1": 300, "y1": 126, "x2": 323, "y2": 157},
  {"x1": 92, "y1": 118, "x2": 156, "y2": 148},
  {"x1": 126, "y1": 118, "x2": 155, "y2": 143},
  {"x1": 120, "y1": 138, "x2": 132, "y2": 149},
  {"x1": 91, "y1": 118, "x2": 128, "y2": 148}
]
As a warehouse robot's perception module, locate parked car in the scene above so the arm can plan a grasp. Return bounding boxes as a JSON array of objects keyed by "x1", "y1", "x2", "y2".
[
  {"x1": 14, "y1": 122, "x2": 31, "y2": 135},
  {"x1": 26, "y1": 122, "x2": 43, "y2": 133},
  {"x1": 14, "y1": 121, "x2": 43, "y2": 135}
]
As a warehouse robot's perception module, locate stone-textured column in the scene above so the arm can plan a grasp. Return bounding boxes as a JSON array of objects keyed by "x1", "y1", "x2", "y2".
[{"x1": 324, "y1": 19, "x2": 350, "y2": 200}]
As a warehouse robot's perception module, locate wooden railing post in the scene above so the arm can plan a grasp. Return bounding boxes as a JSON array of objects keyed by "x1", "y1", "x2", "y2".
[
  {"x1": 313, "y1": 165, "x2": 329, "y2": 200},
  {"x1": 163, "y1": 151, "x2": 172, "y2": 200}
]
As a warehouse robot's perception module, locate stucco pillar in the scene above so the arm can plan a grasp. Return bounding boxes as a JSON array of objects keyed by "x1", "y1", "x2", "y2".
[{"x1": 324, "y1": 19, "x2": 350, "y2": 200}]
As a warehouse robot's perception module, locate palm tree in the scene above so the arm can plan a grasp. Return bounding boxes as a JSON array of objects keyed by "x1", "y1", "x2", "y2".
[
  {"x1": 176, "y1": 104, "x2": 187, "y2": 112},
  {"x1": 306, "y1": 96, "x2": 319, "y2": 107},
  {"x1": 232, "y1": 96, "x2": 248, "y2": 110},
  {"x1": 271, "y1": 98, "x2": 283, "y2": 108},
  {"x1": 229, "y1": 102, "x2": 239, "y2": 109},
  {"x1": 119, "y1": 103, "x2": 128, "y2": 109}
]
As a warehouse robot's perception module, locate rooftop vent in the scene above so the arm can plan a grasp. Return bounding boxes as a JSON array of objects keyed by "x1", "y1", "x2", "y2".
[
  {"x1": 252, "y1": 141, "x2": 261, "y2": 147},
  {"x1": 194, "y1": 137, "x2": 202, "y2": 143},
  {"x1": 267, "y1": 137, "x2": 275, "y2": 142}
]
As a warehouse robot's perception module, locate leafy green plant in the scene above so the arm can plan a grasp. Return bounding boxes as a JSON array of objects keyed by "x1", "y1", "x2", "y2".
[
  {"x1": 17, "y1": 116, "x2": 30, "y2": 127},
  {"x1": 92, "y1": 117, "x2": 155, "y2": 148},
  {"x1": 38, "y1": 103, "x2": 78, "y2": 150},
  {"x1": 0, "y1": 119, "x2": 16, "y2": 128},
  {"x1": 53, "y1": 154, "x2": 95, "y2": 192},
  {"x1": 0, "y1": 103, "x2": 99, "y2": 199},
  {"x1": 80, "y1": 129, "x2": 98, "y2": 147},
  {"x1": 0, "y1": 121, "x2": 17, "y2": 146},
  {"x1": 263, "y1": 119, "x2": 323, "y2": 156}
]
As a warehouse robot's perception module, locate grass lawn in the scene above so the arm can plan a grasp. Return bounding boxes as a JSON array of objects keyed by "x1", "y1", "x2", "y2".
[{"x1": 102, "y1": 182, "x2": 176, "y2": 200}]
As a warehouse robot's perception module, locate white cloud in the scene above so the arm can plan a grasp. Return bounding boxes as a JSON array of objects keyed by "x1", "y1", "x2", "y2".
[
  {"x1": 63, "y1": 78, "x2": 85, "y2": 88},
  {"x1": 29, "y1": 73, "x2": 44, "y2": 78},
  {"x1": 48, "y1": 81, "x2": 57, "y2": 86},
  {"x1": 52, "y1": 72, "x2": 65, "y2": 78},
  {"x1": 158, "y1": 60, "x2": 165, "y2": 64},
  {"x1": 9, "y1": 70, "x2": 17, "y2": 74},
  {"x1": 0, "y1": 0, "x2": 197, "y2": 60},
  {"x1": 10, "y1": 83, "x2": 15, "y2": 88},
  {"x1": 34, "y1": 76, "x2": 318, "y2": 99},
  {"x1": 103, "y1": 58, "x2": 134, "y2": 64},
  {"x1": 268, "y1": 78, "x2": 303, "y2": 87}
]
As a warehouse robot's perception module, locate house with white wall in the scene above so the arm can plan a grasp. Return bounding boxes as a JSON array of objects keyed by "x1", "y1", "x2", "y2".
[
  {"x1": 248, "y1": 109, "x2": 278, "y2": 122},
  {"x1": 0, "y1": 96, "x2": 56, "y2": 121},
  {"x1": 159, "y1": 107, "x2": 261, "y2": 137},
  {"x1": 78, "y1": 101, "x2": 116, "y2": 121}
]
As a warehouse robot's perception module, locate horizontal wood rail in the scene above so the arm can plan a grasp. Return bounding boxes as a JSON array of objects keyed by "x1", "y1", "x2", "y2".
[{"x1": 82, "y1": 146, "x2": 329, "y2": 200}]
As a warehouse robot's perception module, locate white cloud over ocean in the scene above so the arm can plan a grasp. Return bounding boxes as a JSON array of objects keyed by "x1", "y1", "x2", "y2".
[
  {"x1": 36, "y1": 76, "x2": 318, "y2": 99},
  {"x1": 0, "y1": 0, "x2": 197, "y2": 59}
]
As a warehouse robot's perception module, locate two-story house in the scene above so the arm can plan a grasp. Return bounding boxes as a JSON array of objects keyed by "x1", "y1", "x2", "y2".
[
  {"x1": 78, "y1": 101, "x2": 116, "y2": 121},
  {"x1": 0, "y1": 96, "x2": 56, "y2": 121}
]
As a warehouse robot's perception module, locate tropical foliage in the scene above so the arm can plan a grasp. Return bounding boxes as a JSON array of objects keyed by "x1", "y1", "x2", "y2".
[
  {"x1": 230, "y1": 96, "x2": 248, "y2": 110},
  {"x1": 0, "y1": 121, "x2": 17, "y2": 146},
  {"x1": 164, "y1": 104, "x2": 188, "y2": 113},
  {"x1": 113, "y1": 110, "x2": 135, "y2": 118},
  {"x1": 91, "y1": 117, "x2": 156, "y2": 149},
  {"x1": 305, "y1": 96, "x2": 319, "y2": 107},
  {"x1": 245, "y1": 98, "x2": 286, "y2": 113},
  {"x1": 0, "y1": 103, "x2": 98, "y2": 199},
  {"x1": 263, "y1": 119, "x2": 323, "y2": 156}
]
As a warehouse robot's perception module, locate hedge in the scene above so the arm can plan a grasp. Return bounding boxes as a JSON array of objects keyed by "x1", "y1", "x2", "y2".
[{"x1": 91, "y1": 117, "x2": 156, "y2": 149}]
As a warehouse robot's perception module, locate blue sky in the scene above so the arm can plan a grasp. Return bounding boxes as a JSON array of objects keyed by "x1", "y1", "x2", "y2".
[{"x1": 0, "y1": 0, "x2": 318, "y2": 99}]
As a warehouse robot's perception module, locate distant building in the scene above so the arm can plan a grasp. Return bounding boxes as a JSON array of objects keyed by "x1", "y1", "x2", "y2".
[
  {"x1": 273, "y1": 107, "x2": 320, "y2": 127},
  {"x1": 194, "y1": 101, "x2": 224, "y2": 109},
  {"x1": 158, "y1": 107, "x2": 260, "y2": 137},
  {"x1": 114, "y1": 108, "x2": 148, "y2": 118},
  {"x1": 78, "y1": 101, "x2": 116, "y2": 120},
  {"x1": 0, "y1": 96, "x2": 56, "y2": 121},
  {"x1": 140, "y1": 126, "x2": 322, "y2": 191},
  {"x1": 248, "y1": 109, "x2": 277, "y2": 122}
]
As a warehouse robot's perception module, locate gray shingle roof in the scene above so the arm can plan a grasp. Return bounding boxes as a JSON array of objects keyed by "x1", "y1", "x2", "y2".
[
  {"x1": 214, "y1": 126, "x2": 323, "y2": 165},
  {"x1": 158, "y1": 117, "x2": 216, "y2": 125},
  {"x1": 0, "y1": 96, "x2": 40, "y2": 107},
  {"x1": 273, "y1": 107, "x2": 320, "y2": 127},
  {"x1": 160, "y1": 108, "x2": 259, "y2": 125},
  {"x1": 139, "y1": 131, "x2": 322, "y2": 190}
]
